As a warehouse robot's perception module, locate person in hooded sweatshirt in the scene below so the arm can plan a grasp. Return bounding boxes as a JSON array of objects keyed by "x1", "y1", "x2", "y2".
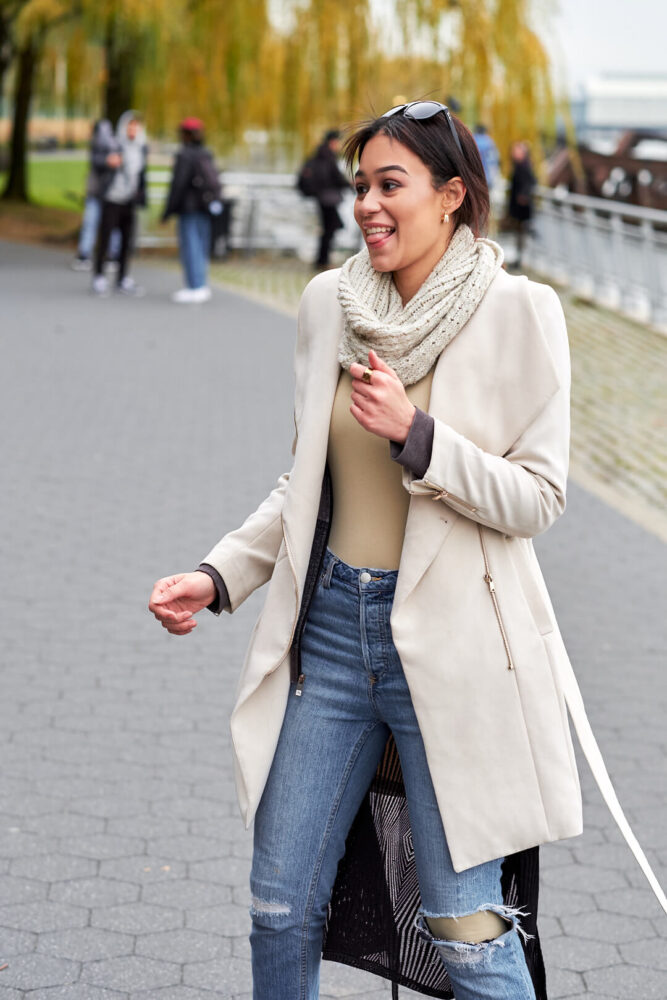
[
  {"x1": 72, "y1": 119, "x2": 121, "y2": 271},
  {"x1": 92, "y1": 111, "x2": 148, "y2": 297}
]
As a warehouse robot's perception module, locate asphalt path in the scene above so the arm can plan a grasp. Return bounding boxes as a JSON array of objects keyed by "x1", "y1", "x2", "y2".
[{"x1": 1, "y1": 241, "x2": 665, "y2": 999}]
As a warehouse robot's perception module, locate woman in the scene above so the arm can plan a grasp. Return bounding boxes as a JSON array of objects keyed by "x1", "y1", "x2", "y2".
[
  {"x1": 149, "y1": 102, "x2": 665, "y2": 999},
  {"x1": 507, "y1": 140, "x2": 536, "y2": 269}
]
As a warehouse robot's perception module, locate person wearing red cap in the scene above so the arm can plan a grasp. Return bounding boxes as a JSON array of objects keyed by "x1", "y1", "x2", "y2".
[{"x1": 162, "y1": 118, "x2": 222, "y2": 303}]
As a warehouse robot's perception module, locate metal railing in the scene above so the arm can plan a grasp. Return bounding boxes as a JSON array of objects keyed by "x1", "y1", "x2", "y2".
[
  {"x1": 526, "y1": 186, "x2": 667, "y2": 330},
  {"x1": 142, "y1": 170, "x2": 667, "y2": 329}
]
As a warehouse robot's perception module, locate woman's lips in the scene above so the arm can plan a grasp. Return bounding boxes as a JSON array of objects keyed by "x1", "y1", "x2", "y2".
[{"x1": 364, "y1": 226, "x2": 395, "y2": 248}]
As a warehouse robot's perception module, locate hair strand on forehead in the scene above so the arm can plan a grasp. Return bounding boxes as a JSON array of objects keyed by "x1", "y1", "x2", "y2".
[{"x1": 342, "y1": 111, "x2": 489, "y2": 237}]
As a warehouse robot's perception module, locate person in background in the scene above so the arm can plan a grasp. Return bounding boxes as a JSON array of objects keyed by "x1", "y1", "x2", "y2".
[
  {"x1": 310, "y1": 129, "x2": 350, "y2": 270},
  {"x1": 92, "y1": 111, "x2": 148, "y2": 297},
  {"x1": 71, "y1": 119, "x2": 120, "y2": 271},
  {"x1": 473, "y1": 123, "x2": 499, "y2": 190},
  {"x1": 507, "y1": 140, "x2": 536, "y2": 270},
  {"x1": 162, "y1": 117, "x2": 221, "y2": 304}
]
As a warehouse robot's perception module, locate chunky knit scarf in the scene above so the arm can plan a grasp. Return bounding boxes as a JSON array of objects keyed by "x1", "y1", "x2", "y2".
[{"x1": 337, "y1": 224, "x2": 504, "y2": 386}]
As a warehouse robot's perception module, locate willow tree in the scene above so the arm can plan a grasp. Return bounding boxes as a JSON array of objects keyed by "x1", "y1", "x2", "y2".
[{"x1": 2, "y1": 0, "x2": 75, "y2": 202}]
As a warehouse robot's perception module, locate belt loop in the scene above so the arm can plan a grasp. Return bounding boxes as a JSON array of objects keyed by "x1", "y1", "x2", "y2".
[{"x1": 321, "y1": 552, "x2": 336, "y2": 589}]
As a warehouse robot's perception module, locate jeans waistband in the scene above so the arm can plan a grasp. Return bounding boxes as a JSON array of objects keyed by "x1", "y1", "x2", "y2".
[{"x1": 322, "y1": 548, "x2": 398, "y2": 593}]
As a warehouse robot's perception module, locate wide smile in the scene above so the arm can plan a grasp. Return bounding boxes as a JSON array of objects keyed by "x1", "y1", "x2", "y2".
[{"x1": 364, "y1": 225, "x2": 396, "y2": 248}]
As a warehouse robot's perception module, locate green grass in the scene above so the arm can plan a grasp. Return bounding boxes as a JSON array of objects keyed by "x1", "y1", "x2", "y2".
[
  {"x1": 0, "y1": 157, "x2": 164, "y2": 212},
  {"x1": 0, "y1": 158, "x2": 88, "y2": 210}
]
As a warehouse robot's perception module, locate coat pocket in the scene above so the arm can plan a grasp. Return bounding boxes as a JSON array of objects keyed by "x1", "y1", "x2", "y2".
[{"x1": 477, "y1": 525, "x2": 515, "y2": 670}]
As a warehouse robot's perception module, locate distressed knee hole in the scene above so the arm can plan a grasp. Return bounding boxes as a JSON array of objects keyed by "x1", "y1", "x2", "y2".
[
  {"x1": 416, "y1": 904, "x2": 533, "y2": 966},
  {"x1": 250, "y1": 896, "x2": 291, "y2": 918}
]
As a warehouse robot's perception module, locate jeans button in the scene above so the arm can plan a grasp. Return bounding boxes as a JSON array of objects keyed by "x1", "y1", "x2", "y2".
[{"x1": 359, "y1": 571, "x2": 372, "y2": 584}]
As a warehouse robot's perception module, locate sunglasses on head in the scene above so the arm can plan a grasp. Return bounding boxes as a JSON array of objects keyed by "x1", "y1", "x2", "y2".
[{"x1": 381, "y1": 101, "x2": 464, "y2": 159}]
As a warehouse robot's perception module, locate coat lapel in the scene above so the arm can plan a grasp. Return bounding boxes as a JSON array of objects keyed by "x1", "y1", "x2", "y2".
[{"x1": 394, "y1": 273, "x2": 562, "y2": 610}]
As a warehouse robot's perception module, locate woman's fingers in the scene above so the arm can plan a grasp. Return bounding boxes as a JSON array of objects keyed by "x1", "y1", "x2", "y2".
[{"x1": 162, "y1": 617, "x2": 197, "y2": 636}]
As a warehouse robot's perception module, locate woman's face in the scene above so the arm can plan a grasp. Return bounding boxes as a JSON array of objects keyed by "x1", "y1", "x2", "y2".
[{"x1": 353, "y1": 133, "x2": 457, "y2": 302}]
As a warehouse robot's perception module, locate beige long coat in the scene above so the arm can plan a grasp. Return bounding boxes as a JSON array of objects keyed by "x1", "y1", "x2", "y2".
[{"x1": 204, "y1": 268, "x2": 666, "y2": 903}]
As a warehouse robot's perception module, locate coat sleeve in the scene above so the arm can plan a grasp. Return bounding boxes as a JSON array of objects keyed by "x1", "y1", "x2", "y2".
[
  {"x1": 199, "y1": 472, "x2": 290, "y2": 613},
  {"x1": 162, "y1": 151, "x2": 192, "y2": 220},
  {"x1": 402, "y1": 283, "x2": 571, "y2": 538},
  {"x1": 196, "y1": 273, "x2": 323, "y2": 610}
]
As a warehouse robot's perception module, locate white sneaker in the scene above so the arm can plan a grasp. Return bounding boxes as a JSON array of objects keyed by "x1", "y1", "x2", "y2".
[
  {"x1": 171, "y1": 288, "x2": 198, "y2": 304},
  {"x1": 72, "y1": 255, "x2": 92, "y2": 272},
  {"x1": 92, "y1": 275, "x2": 109, "y2": 296},
  {"x1": 190, "y1": 286, "x2": 212, "y2": 303},
  {"x1": 117, "y1": 276, "x2": 145, "y2": 297}
]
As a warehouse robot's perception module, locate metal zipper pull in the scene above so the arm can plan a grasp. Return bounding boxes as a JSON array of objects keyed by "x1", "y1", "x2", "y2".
[
  {"x1": 295, "y1": 674, "x2": 305, "y2": 697},
  {"x1": 484, "y1": 572, "x2": 495, "y2": 592}
]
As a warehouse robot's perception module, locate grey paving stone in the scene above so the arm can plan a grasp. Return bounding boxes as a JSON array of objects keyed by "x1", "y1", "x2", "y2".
[
  {"x1": 37, "y1": 927, "x2": 135, "y2": 962},
  {"x1": 91, "y1": 903, "x2": 183, "y2": 935},
  {"x1": 135, "y1": 928, "x2": 228, "y2": 963},
  {"x1": 99, "y1": 856, "x2": 188, "y2": 884},
  {"x1": 0, "y1": 874, "x2": 48, "y2": 905},
  {"x1": 544, "y1": 965, "x2": 585, "y2": 997},
  {"x1": 150, "y1": 798, "x2": 229, "y2": 821},
  {"x1": 0, "y1": 953, "x2": 80, "y2": 989},
  {"x1": 131, "y1": 989, "x2": 221, "y2": 1000},
  {"x1": 541, "y1": 933, "x2": 621, "y2": 972},
  {"x1": 0, "y1": 988, "x2": 22, "y2": 999},
  {"x1": 27, "y1": 989, "x2": 126, "y2": 1000},
  {"x1": 0, "y1": 901, "x2": 88, "y2": 933},
  {"x1": 0, "y1": 927, "x2": 37, "y2": 957},
  {"x1": 105, "y1": 818, "x2": 190, "y2": 840},
  {"x1": 9, "y1": 854, "x2": 98, "y2": 882},
  {"x1": 183, "y1": 956, "x2": 251, "y2": 992},
  {"x1": 188, "y1": 856, "x2": 250, "y2": 888},
  {"x1": 541, "y1": 864, "x2": 628, "y2": 893},
  {"x1": 141, "y1": 879, "x2": 231, "y2": 910},
  {"x1": 60, "y1": 834, "x2": 146, "y2": 860},
  {"x1": 68, "y1": 797, "x2": 149, "y2": 819},
  {"x1": 560, "y1": 909, "x2": 657, "y2": 943},
  {"x1": 585, "y1": 962, "x2": 667, "y2": 997},
  {"x1": 81, "y1": 956, "x2": 181, "y2": 991},
  {"x1": 49, "y1": 877, "x2": 140, "y2": 908},
  {"x1": 145, "y1": 836, "x2": 223, "y2": 862},
  {"x1": 186, "y1": 903, "x2": 249, "y2": 937},
  {"x1": 619, "y1": 935, "x2": 667, "y2": 971},
  {"x1": 0, "y1": 832, "x2": 58, "y2": 859}
]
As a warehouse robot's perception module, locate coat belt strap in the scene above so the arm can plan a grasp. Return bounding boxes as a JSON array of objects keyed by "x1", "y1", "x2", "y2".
[{"x1": 562, "y1": 660, "x2": 667, "y2": 916}]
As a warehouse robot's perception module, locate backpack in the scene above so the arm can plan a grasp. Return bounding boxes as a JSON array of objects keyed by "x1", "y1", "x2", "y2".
[
  {"x1": 296, "y1": 155, "x2": 322, "y2": 198},
  {"x1": 191, "y1": 151, "x2": 222, "y2": 211}
]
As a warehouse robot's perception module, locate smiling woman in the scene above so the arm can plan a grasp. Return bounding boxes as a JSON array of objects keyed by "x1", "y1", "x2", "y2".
[{"x1": 149, "y1": 100, "x2": 666, "y2": 1000}]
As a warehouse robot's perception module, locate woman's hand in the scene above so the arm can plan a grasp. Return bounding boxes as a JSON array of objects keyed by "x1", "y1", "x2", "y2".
[
  {"x1": 349, "y1": 350, "x2": 416, "y2": 443},
  {"x1": 148, "y1": 571, "x2": 216, "y2": 636}
]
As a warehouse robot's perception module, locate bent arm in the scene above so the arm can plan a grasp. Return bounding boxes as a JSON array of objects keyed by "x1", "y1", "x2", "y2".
[
  {"x1": 401, "y1": 286, "x2": 571, "y2": 538},
  {"x1": 198, "y1": 472, "x2": 290, "y2": 612}
]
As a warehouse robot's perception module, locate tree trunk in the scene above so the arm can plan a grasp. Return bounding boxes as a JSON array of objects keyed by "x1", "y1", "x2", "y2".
[
  {"x1": 2, "y1": 36, "x2": 39, "y2": 202},
  {"x1": 103, "y1": 12, "x2": 138, "y2": 127}
]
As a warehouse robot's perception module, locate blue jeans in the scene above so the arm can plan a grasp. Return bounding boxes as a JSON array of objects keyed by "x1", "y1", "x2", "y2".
[
  {"x1": 250, "y1": 550, "x2": 537, "y2": 1000},
  {"x1": 178, "y1": 211, "x2": 211, "y2": 289},
  {"x1": 78, "y1": 196, "x2": 120, "y2": 260}
]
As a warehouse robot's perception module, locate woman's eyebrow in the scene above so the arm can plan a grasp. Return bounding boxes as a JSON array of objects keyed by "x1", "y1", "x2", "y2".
[{"x1": 355, "y1": 164, "x2": 409, "y2": 178}]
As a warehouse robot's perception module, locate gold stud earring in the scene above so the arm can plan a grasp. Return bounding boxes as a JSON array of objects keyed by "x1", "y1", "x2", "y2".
[{"x1": 441, "y1": 212, "x2": 449, "y2": 224}]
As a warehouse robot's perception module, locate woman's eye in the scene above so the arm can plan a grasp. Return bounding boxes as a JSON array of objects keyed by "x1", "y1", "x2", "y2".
[
  {"x1": 382, "y1": 180, "x2": 399, "y2": 192},
  {"x1": 355, "y1": 184, "x2": 368, "y2": 196}
]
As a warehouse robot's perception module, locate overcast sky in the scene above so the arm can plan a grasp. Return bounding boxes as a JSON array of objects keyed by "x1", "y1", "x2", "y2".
[{"x1": 550, "y1": 0, "x2": 667, "y2": 92}]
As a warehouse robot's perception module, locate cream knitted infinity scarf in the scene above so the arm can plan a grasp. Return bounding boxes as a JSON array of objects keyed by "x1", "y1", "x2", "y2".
[{"x1": 337, "y1": 224, "x2": 504, "y2": 386}]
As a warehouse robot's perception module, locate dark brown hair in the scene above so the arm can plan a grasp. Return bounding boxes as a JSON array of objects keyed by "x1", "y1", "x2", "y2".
[{"x1": 342, "y1": 109, "x2": 489, "y2": 236}]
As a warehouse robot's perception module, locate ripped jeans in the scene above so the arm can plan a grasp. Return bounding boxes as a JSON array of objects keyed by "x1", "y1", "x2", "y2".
[{"x1": 250, "y1": 550, "x2": 537, "y2": 1000}]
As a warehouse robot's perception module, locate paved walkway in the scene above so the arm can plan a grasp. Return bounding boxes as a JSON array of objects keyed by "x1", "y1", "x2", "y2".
[{"x1": 1, "y1": 241, "x2": 666, "y2": 999}]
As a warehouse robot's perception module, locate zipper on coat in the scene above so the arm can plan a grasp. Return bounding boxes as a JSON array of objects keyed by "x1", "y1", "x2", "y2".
[
  {"x1": 295, "y1": 674, "x2": 305, "y2": 697},
  {"x1": 421, "y1": 479, "x2": 478, "y2": 513},
  {"x1": 477, "y1": 525, "x2": 514, "y2": 670}
]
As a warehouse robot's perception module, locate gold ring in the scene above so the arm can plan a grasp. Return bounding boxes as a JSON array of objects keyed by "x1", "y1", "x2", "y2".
[{"x1": 361, "y1": 367, "x2": 373, "y2": 385}]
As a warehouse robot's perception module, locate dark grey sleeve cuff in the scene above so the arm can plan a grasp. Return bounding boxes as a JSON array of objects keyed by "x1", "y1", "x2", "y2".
[
  {"x1": 197, "y1": 564, "x2": 230, "y2": 615},
  {"x1": 389, "y1": 407, "x2": 434, "y2": 479}
]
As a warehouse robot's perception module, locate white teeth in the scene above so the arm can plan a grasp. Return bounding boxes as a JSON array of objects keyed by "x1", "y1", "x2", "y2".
[{"x1": 365, "y1": 226, "x2": 394, "y2": 235}]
